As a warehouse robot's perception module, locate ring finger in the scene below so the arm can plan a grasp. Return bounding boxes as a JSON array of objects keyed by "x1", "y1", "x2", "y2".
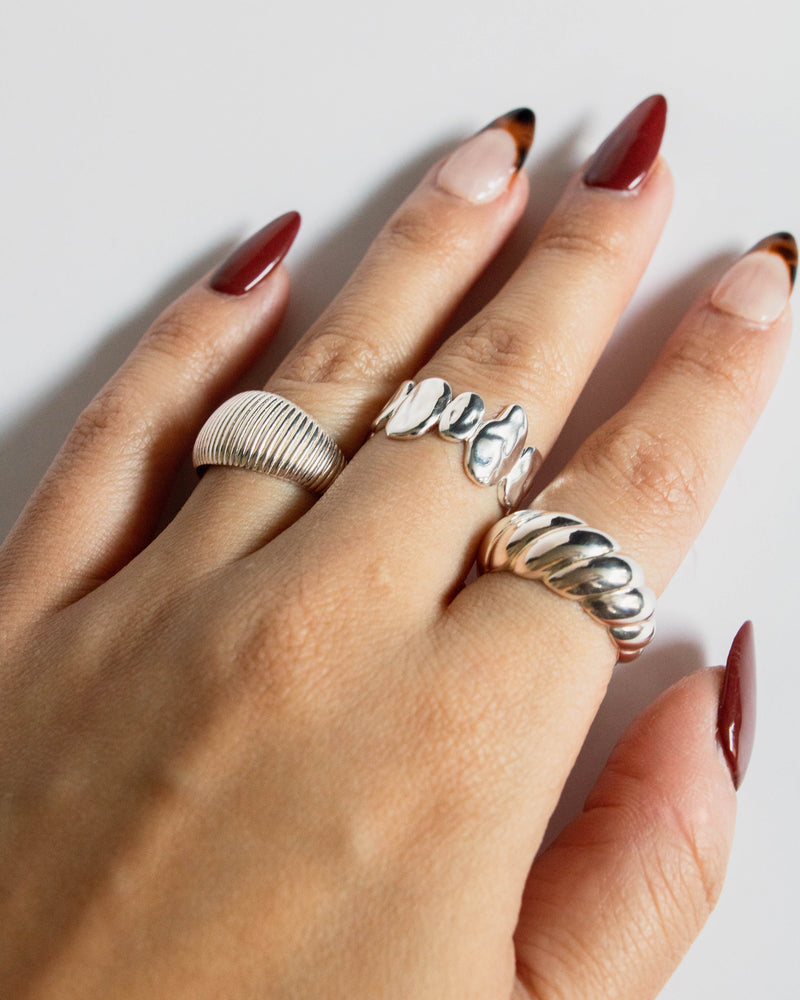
[{"x1": 443, "y1": 230, "x2": 794, "y2": 836}]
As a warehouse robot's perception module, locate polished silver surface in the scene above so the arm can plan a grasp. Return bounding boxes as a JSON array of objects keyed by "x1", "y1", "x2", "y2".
[
  {"x1": 479, "y1": 509, "x2": 538, "y2": 568},
  {"x1": 478, "y1": 509, "x2": 656, "y2": 662},
  {"x1": 374, "y1": 378, "x2": 541, "y2": 513},
  {"x1": 193, "y1": 390, "x2": 346, "y2": 494},
  {"x1": 479, "y1": 511, "x2": 584, "y2": 571},
  {"x1": 547, "y1": 554, "x2": 644, "y2": 597},
  {"x1": 465, "y1": 404, "x2": 527, "y2": 486},
  {"x1": 384, "y1": 378, "x2": 452, "y2": 437},
  {"x1": 372, "y1": 380, "x2": 413, "y2": 432},
  {"x1": 439, "y1": 392, "x2": 485, "y2": 441},
  {"x1": 518, "y1": 526, "x2": 617, "y2": 578},
  {"x1": 497, "y1": 445, "x2": 543, "y2": 511},
  {"x1": 583, "y1": 586, "x2": 657, "y2": 625},
  {"x1": 608, "y1": 618, "x2": 657, "y2": 656},
  {"x1": 609, "y1": 619, "x2": 656, "y2": 644}
]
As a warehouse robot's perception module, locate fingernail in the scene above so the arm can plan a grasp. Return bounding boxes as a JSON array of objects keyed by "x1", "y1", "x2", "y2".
[
  {"x1": 436, "y1": 108, "x2": 535, "y2": 205},
  {"x1": 583, "y1": 94, "x2": 667, "y2": 191},
  {"x1": 209, "y1": 211, "x2": 301, "y2": 296},
  {"x1": 717, "y1": 621, "x2": 756, "y2": 790},
  {"x1": 711, "y1": 232, "x2": 797, "y2": 324}
]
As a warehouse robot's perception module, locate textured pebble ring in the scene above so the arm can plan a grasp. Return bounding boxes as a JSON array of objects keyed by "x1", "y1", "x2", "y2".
[
  {"x1": 372, "y1": 377, "x2": 543, "y2": 513},
  {"x1": 193, "y1": 390, "x2": 346, "y2": 494},
  {"x1": 479, "y1": 509, "x2": 656, "y2": 661}
]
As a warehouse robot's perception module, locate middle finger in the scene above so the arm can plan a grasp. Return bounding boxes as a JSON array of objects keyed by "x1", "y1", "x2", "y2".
[{"x1": 303, "y1": 95, "x2": 673, "y2": 616}]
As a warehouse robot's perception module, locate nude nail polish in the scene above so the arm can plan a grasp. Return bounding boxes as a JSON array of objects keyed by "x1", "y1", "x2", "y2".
[
  {"x1": 436, "y1": 108, "x2": 535, "y2": 205},
  {"x1": 717, "y1": 621, "x2": 756, "y2": 790},
  {"x1": 711, "y1": 232, "x2": 797, "y2": 325},
  {"x1": 210, "y1": 211, "x2": 301, "y2": 296},
  {"x1": 583, "y1": 94, "x2": 667, "y2": 191}
]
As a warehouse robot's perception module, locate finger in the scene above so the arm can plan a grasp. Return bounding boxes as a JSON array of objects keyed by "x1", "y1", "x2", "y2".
[
  {"x1": 445, "y1": 232, "x2": 792, "y2": 823},
  {"x1": 511, "y1": 627, "x2": 753, "y2": 1000},
  {"x1": 539, "y1": 231, "x2": 795, "y2": 593},
  {"x1": 300, "y1": 95, "x2": 672, "y2": 619},
  {"x1": 0, "y1": 213, "x2": 298, "y2": 624},
  {"x1": 169, "y1": 109, "x2": 534, "y2": 561}
]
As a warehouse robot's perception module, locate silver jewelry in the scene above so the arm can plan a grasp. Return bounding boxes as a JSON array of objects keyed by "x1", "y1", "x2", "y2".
[
  {"x1": 479, "y1": 510, "x2": 655, "y2": 661},
  {"x1": 372, "y1": 378, "x2": 542, "y2": 513},
  {"x1": 193, "y1": 390, "x2": 346, "y2": 494}
]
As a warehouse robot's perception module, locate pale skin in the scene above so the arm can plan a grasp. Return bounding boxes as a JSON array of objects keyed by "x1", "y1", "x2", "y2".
[{"x1": 0, "y1": 112, "x2": 791, "y2": 999}]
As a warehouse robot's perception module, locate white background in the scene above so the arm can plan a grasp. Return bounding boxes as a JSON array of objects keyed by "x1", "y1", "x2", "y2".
[{"x1": 2, "y1": 1, "x2": 798, "y2": 996}]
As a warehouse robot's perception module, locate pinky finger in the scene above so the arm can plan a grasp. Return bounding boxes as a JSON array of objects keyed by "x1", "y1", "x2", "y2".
[
  {"x1": 0, "y1": 212, "x2": 298, "y2": 626},
  {"x1": 511, "y1": 624, "x2": 754, "y2": 1000}
]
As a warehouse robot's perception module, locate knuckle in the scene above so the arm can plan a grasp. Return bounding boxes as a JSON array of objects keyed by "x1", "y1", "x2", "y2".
[
  {"x1": 536, "y1": 214, "x2": 626, "y2": 266},
  {"x1": 276, "y1": 313, "x2": 386, "y2": 387},
  {"x1": 64, "y1": 381, "x2": 153, "y2": 461},
  {"x1": 578, "y1": 421, "x2": 705, "y2": 526},
  {"x1": 637, "y1": 809, "x2": 728, "y2": 946},
  {"x1": 665, "y1": 324, "x2": 761, "y2": 426},
  {"x1": 517, "y1": 812, "x2": 727, "y2": 1000},
  {"x1": 518, "y1": 930, "x2": 600, "y2": 1000},
  {"x1": 445, "y1": 310, "x2": 573, "y2": 402},
  {"x1": 593, "y1": 754, "x2": 730, "y2": 950},
  {"x1": 377, "y1": 201, "x2": 468, "y2": 265},
  {"x1": 455, "y1": 311, "x2": 532, "y2": 369},
  {"x1": 142, "y1": 303, "x2": 225, "y2": 383}
]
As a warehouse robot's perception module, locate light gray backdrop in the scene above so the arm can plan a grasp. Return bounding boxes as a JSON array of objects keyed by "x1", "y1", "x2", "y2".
[{"x1": 2, "y1": 1, "x2": 797, "y2": 995}]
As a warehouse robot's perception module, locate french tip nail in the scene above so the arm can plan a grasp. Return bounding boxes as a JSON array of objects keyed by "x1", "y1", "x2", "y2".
[
  {"x1": 209, "y1": 210, "x2": 301, "y2": 297},
  {"x1": 748, "y1": 231, "x2": 798, "y2": 289},
  {"x1": 583, "y1": 93, "x2": 667, "y2": 192},
  {"x1": 483, "y1": 107, "x2": 536, "y2": 169},
  {"x1": 717, "y1": 620, "x2": 757, "y2": 790},
  {"x1": 436, "y1": 108, "x2": 535, "y2": 205},
  {"x1": 711, "y1": 231, "x2": 795, "y2": 324}
]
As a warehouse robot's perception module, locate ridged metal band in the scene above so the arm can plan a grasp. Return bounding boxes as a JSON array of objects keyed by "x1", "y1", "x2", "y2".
[
  {"x1": 372, "y1": 378, "x2": 543, "y2": 514},
  {"x1": 479, "y1": 509, "x2": 656, "y2": 662},
  {"x1": 193, "y1": 391, "x2": 346, "y2": 494}
]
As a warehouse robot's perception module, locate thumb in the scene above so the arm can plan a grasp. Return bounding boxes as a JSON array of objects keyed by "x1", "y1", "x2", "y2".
[{"x1": 511, "y1": 623, "x2": 754, "y2": 1000}]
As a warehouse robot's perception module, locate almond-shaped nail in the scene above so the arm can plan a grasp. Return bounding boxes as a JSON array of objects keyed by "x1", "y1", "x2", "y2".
[
  {"x1": 717, "y1": 621, "x2": 756, "y2": 790},
  {"x1": 210, "y1": 211, "x2": 301, "y2": 296},
  {"x1": 711, "y1": 232, "x2": 797, "y2": 324},
  {"x1": 436, "y1": 108, "x2": 534, "y2": 205},
  {"x1": 584, "y1": 94, "x2": 667, "y2": 191}
]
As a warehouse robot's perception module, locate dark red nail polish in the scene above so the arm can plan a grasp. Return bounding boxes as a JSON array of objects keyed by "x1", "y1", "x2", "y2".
[
  {"x1": 749, "y1": 231, "x2": 798, "y2": 288},
  {"x1": 481, "y1": 107, "x2": 536, "y2": 170},
  {"x1": 584, "y1": 94, "x2": 667, "y2": 191},
  {"x1": 717, "y1": 621, "x2": 756, "y2": 790},
  {"x1": 210, "y1": 211, "x2": 301, "y2": 296}
]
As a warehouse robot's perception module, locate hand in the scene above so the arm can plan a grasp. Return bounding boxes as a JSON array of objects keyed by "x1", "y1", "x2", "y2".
[{"x1": 0, "y1": 96, "x2": 790, "y2": 999}]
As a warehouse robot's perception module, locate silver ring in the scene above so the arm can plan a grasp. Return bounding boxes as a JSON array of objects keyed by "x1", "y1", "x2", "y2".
[
  {"x1": 372, "y1": 378, "x2": 542, "y2": 513},
  {"x1": 193, "y1": 391, "x2": 346, "y2": 494},
  {"x1": 479, "y1": 510, "x2": 656, "y2": 661}
]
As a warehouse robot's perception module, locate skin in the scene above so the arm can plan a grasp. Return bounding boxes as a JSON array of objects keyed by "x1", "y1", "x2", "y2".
[{"x1": 0, "y1": 123, "x2": 791, "y2": 999}]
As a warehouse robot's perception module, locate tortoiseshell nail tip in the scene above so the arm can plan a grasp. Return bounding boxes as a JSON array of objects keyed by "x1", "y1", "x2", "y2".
[
  {"x1": 749, "y1": 231, "x2": 797, "y2": 288},
  {"x1": 482, "y1": 108, "x2": 535, "y2": 170}
]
